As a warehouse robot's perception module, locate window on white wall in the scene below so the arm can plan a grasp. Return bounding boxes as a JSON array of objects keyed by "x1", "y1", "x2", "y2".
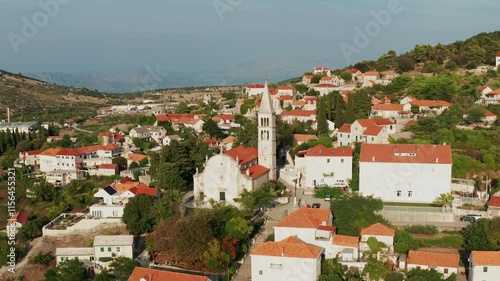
[
  {"x1": 397, "y1": 190, "x2": 401, "y2": 197},
  {"x1": 408, "y1": 191, "x2": 412, "y2": 197}
]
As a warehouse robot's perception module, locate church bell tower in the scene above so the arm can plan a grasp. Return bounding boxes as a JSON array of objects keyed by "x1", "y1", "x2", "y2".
[{"x1": 258, "y1": 81, "x2": 277, "y2": 180}]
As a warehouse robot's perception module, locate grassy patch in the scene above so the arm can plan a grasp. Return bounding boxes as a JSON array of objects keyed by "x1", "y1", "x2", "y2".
[
  {"x1": 416, "y1": 235, "x2": 464, "y2": 248},
  {"x1": 314, "y1": 187, "x2": 344, "y2": 199}
]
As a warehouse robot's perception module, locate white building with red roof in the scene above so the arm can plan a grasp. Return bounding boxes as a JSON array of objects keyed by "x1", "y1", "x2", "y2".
[
  {"x1": 360, "y1": 223, "x2": 396, "y2": 249},
  {"x1": 496, "y1": 53, "x2": 500, "y2": 70},
  {"x1": 90, "y1": 178, "x2": 160, "y2": 218},
  {"x1": 336, "y1": 118, "x2": 395, "y2": 147},
  {"x1": 281, "y1": 110, "x2": 317, "y2": 124},
  {"x1": 409, "y1": 99, "x2": 451, "y2": 115},
  {"x1": 128, "y1": 267, "x2": 211, "y2": 281},
  {"x1": 312, "y1": 84, "x2": 339, "y2": 96},
  {"x1": 194, "y1": 81, "x2": 276, "y2": 207},
  {"x1": 483, "y1": 110, "x2": 497, "y2": 124},
  {"x1": 6, "y1": 211, "x2": 29, "y2": 236},
  {"x1": 313, "y1": 67, "x2": 331, "y2": 76},
  {"x1": 372, "y1": 103, "x2": 411, "y2": 119},
  {"x1": 358, "y1": 71, "x2": 380, "y2": 83},
  {"x1": 406, "y1": 250, "x2": 459, "y2": 279},
  {"x1": 483, "y1": 89, "x2": 500, "y2": 105},
  {"x1": 155, "y1": 114, "x2": 207, "y2": 133},
  {"x1": 211, "y1": 114, "x2": 240, "y2": 130},
  {"x1": 487, "y1": 195, "x2": 500, "y2": 217},
  {"x1": 294, "y1": 145, "x2": 353, "y2": 188},
  {"x1": 319, "y1": 76, "x2": 342, "y2": 86},
  {"x1": 273, "y1": 207, "x2": 359, "y2": 259},
  {"x1": 251, "y1": 236, "x2": 323, "y2": 281},
  {"x1": 302, "y1": 74, "x2": 314, "y2": 85},
  {"x1": 469, "y1": 250, "x2": 500, "y2": 281},
  {"x1": 277, "y1": 85, "x2": 296, "y2": 96},
  {"x1": 16, "y1": 150, "x2": 41, "y2": 167},
  {"x1": 245, "y1": 83, "x2": 266, "y2": 96},
  {"x1": 359, "y1": 144, "x2": 452, "y2": 203}
]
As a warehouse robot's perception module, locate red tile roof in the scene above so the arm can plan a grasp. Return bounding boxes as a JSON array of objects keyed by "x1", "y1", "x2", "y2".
[
  {"x1": 278, "y1": 95, "x2": 293, "y2": 101},
  {"x1": 269, "y1": 89, "x2": 278, "y2": 95},
  {"x1": 203, "y1": 138, "x2": 219, "y2": 144},
  {"x1": 471, "y1": 251, "x2": 500, "y2": 266},
  {"x1": 360, "y1": 223, "x2": 395, "y2": 236},
  {"x1": 276, "y1": 207, "x2": 331, "y2": 229},
  {"x1": 223, "y1": 135, "x2": 236, "y2": 143},
  {"x1": 155, "y1": 114, "x2": 207, "y2": 123},
  {"x1": 488, "y1": 196, "x2": 500, "y2": 207},
  {"x1": 485, "y1": 110, "x2": 497, "y2": 117},
  {"x1": 305, "y1": 145, "x2": 353, "y2": 157},
  {"x1": 281, "y1": 110, "x2": 316, "y2": 117},
  {"x1": 315, "y1": 67, "x2": 330, "y2": 71},
  {"x1": 360, "y1": 143, "x2": 452, "y2": 164},
  {"x1": 292, "y1": 134, "x2": 318, "y2": 143},
  {"x1": 486, "y1": 89, "x2": 500, "y2": 96},
  {"x1": 7, "y1": 211, "x2": 29, "y2": 225},
  {"x1": 224, "y1": 146, "x2": 258, "y2": 165},
  {"x1": 212, "y1": 114, "x2": 235, "y2": 122},
  {"x1": 373, "y1": 104, "x2": 406, "y2": 111},
  {"x1": 337, "y1": 124, "x2": 351, "y2": 133},
  {"x1": 128, "y1": 153, "x2": 148, "y2": 162},
  {"x1": 304, "y1": 74, "x2": 314, "y2": 79},
  {"x1": 251, "y1": 236, "x2": 323, "y2": 259},
  {"x1": 407, "y1": 250, "x2": 460, "y2": 268},
  {"x1": 292, "y1": 100, "x2": 306, "y2": 106},
  {"x1": 242, "y1": 164, "x2": 269, "y2": 179},
  {"x1": 363, "y1": 126, "x2": 383, "y2": 136},
  {"x1": 356, "y1": 119, "x2": 377, "y2": 128},
  {"x1": 314, "y1": 84, "x2": 339, "y2": 88},
  {"x1": 362, "y1": 71, "x2": 379, "y2": 77},
  {"x1": 333, "y1": 235, "x2": 359, "y2": 248},
  {"x1": 404, "y1": 120, "x2": 417, "y2": 128},
  {"x1": 127, "y1": 267, "x2": 208, "y2": 281},
  {"x1": 278, "y1": 85, "x2": 295, "y2": 90},
  {"x1": 320, "y1": 76, "x2": 334, "y2": 81},
  {"x1": 98, "y1": 164, "x2": 117, "y2": 170},
  {"x1": 371, "y1": 118, "x2": 395, "y2": 126},
  {"x1": 411, "y1": 100, "x2": 451, "y2": 107},
  {"x1": 130, "y1": 186, "x2": 159, "y2": 197},
  {"x1": 246, "y1": 84, "x2": 265, "y2": 89},
  {"x1": 348, "y1": 69, "x2": 360, "y2": 74}
]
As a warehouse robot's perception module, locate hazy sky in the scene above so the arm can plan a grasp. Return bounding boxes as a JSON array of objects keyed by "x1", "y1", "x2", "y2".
[{"x1": 0, "y1": 0, "x2": 498, "y2": 75}]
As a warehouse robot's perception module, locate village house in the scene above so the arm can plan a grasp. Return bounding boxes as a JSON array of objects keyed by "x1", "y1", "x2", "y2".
[
  {"x1": 155, "y1": 114, "x2": 207, "y2": 133},
  {"x1": 87, "y1": 164, "x2": 119, "y2": 177},
  {"x1": 406, "y1": 250, "x2": 459, "y2": 279},
  {"x1": 129, "y1": 127, "x2": 150, "y2": 139},
  {"x1": 6, "y1": 211, "x2": 29, "y2": 236},
  {"x1": 482, "y1": 89, "x2": 500, "y2": 105},
  {"x1": 128, "y1": 267, "x2": 212, "y2": 281},
  {"x1": 127, "y1": 153, "x2": 149, "y2": 168},
  {"x1": 148, "y1": 126, "x2": 167, "y2": 144},
  {"x1": 359, "y1": 143, "x2": 452, "y2": 203},
  {"x1": 294, "y1": 145, "x2": 353, "y2": 188},
  {"x1": 409, "y1": 99, "x2": 451, "y2": 115},
  {"x1": 487, "y1": 195, "x2": 500, "y2": 217},
  {"x1": 358, "y1": 71, "x2": 380, "y2": 83},
  {"x1": 484, "y1": 110, "x2": 497, "y2": 124},
  {"x1": 312, "y1": 84, "x2": 339, "y2": 96},
  {"x1": 371, "y1": 103, "x2": 411, "y2": 119},
  {"x1": 55, "y1": 248, "x2": 95, "y2": 267},
  {"x1": 360, "y1": 223, "x2": 396, "y2": 251},
  {"x1": 148, "y1": 105, "x2": 166, "y2": 116},
  {"x1": 332, "y1": 235, "x2": 360, "y2": 262},
  {"x1": 469, "y1": 251, "x2": 500, "y2": 281},
  {"x1": 292, "y1": 134, "x2": 318, "y2": 146},
  {"x1": 277, "y1": 85, "x2": 296, "y2": 96},
  {"x1": 222, "y1": 135, "x2": 236, "y2": 151},
  {"x1": 277, "y1": 95, "x2": 294, "y2": 109},
  {"x1": 281, "y1": 110, "x2": 317, "y2": 124},
  {"x1": 302, "y1": 74, "x2": 314, "y2": 86},
  {"x1": 313, "y1": 67, "x2": 332, "y2": 76},
  {"x1": 204, "y1": 138, "x2": 221, "y2": 149},
  {"x1": 319, "y1": 76, "x2": 342, "y2": 86},
  {"x1": 245, "y1": 83, "x2": 266, "y2": 96},
  {"x1": 381, "y1": 70, "x2": 399, "y2": 81},
  {"x1": 336, "y1": 118, "x2": 395, "y2": 147},
  {"x1": 162, "y1": 135, "x2": 182, "y2": 146},
  {"x1": 348, "y1": 68, "x2": 362, "y2": 78},
  {"x1": 212, "y1": 114, "x2": 240, "y2": 130},
  {"x1": 251, "y1": 236, "x2": 323, "y2": 281},
  {"x1": 98, "y1": 132, "x2": 123, "y2": 146},
  {"x1": 16, "y1": 150, "x2": 41, "y2": 167},
  {"x1": 90, "y1": 177, "x2": 160, "y2": 218}
]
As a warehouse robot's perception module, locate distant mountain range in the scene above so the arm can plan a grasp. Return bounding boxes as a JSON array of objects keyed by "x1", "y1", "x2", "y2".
[{"x1": 27, "y1": 58, "x2": 346, "y2": 93}]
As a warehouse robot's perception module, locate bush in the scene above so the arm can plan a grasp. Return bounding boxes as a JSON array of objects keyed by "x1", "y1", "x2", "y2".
[
  {"x1": 265, "y1": 233, "x2": 275, "y2": 242},
  {"x1": 314, "y1": 187, "x2": 344, "y2": 199},
  {"x1": 404, "y1": 225, "x2": 439, "y2": 235},
  {"x1": 416, "y1": 236, "x2": 464, "y2": 248},
  {"x1": 30, "y1": 252, "x2": 52, "y2": 266},
  {"x1": 367, "y1": 237, "x2": 380, "y2": 252}
]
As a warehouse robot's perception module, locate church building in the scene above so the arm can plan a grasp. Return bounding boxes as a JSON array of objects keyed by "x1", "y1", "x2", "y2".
[{"x1": 193, "y1": 81, "x2": 277, "y2": 207}]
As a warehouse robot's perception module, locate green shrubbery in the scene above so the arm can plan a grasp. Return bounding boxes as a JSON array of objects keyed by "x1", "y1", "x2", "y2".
[
  {"x1": 314, "y1": 186, "x2": 344, "y2": 199},
  {"x1": 404, "y1": 225, "x2": 439, "y2": 235}
]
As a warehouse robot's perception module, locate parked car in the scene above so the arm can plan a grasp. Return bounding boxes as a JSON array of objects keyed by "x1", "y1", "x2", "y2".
[
  {"x1": 460, "y1": 214, "x2": 482, "y2": 222},
  {"x1": 312, "y1": 203, "x2": 321, "y2": 208},
  {"x1": 325, "y1": 194, "x2": 331, "y2": 201}
]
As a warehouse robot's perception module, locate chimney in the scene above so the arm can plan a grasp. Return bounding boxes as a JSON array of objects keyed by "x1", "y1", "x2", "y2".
[
  {"x1": 372, "y1": 156, "x2": 375, "y2": 162},
  {"x1": 7, "y1": 108, "x2": 10, "y2": 123},
  {"x1": 443, "y1": 142, "x2": 446, "y2": 145},
  {"x1": 436, "y1": 158, "x2": 439, "y2": 163},
  {"x1": 281, "y1": 247, "x2": 284, "y2": 256}
]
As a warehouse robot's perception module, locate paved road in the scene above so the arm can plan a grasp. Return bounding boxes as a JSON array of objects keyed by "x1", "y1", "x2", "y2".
[{"x1": 71, "y1": 123, "x2": 93, "y2": 133}]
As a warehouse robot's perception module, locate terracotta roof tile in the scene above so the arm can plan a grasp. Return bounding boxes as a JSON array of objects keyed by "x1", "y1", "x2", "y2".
[
  {"x1": 7, "y1": 211, "x2": 29, "y2": 225},
  {"x1": 281, "y1": 110, "x2": 316, "y2": 117},
  {"x1": 333, "y1": 235, "x2": 359, "y2": 248},
  {"x1": 278, "y1": 95, "x2": 293, "y2": 101},
  {"x1": 362, "y1": 126, "x2": 383, "y2": 136},
  {"x1": 127, "y1": 267, "x2": 208, "y2": 281},
  {"x1": 373, "y1": 104, "x2": 406, "y2": 111},
  {"x1": 338, "y1": 124, "x2": 351, "y2": 133},
  {"x1": 276, "y1": 207, "x2": 331, "y2": 229},
  {"x1": 98, "y1": 164, "x2": 117, "y2": 169},
  {"x1": 360, "y1": 223, "x2": 395, "y2": 236},
  {"x1": 488, "y1": 196, "x2": 500, "y2": 207},
  {"x1": 404, "y1": 120, "x2": 417, "y2": 128},
  {"x1": 359, "y1": 143, "x2": 452, "y2": 164},
  {"x1": 292, "y1": 134, "x2": 318, "y2": 143},
  {"x1": 278, "y1": 85, "x2": 295, "y2": 90},
  {"x1": 485, "y1": 110, "x2": 496, "y2": 117},
  {"x1": 224, "y1": 146, "x2": 258, "y2": 165},
  {"x1": 246, "y1": 84, "x2": 265, "y2": 89},
  {"x1": 371, "y1": 118, "x2": 395, "y2": 126},
  {"x1": 223, "y1": 135, "x2": 236, "y2": 143},
  {"x1": 411, "y1": 100, "x2": 451, "y2": 107},
  {"x1": 305, "y1": 145, "x2": 353, "y2": 157},
  {"x1": 471, "y1": 251, "x2": 500, "y2": 266},
  {"x1": 129, "y1": 186, "x2": 159, "y2": 197},
  {"x1": 242, "y1": 164, "x2": 269, "y2": 179},
  {"x1": 251, "y1": 236, "x2": 323, "y2": 259},
  {"x1": 128, "y1": 154, "x2": 148, "y2": 162},
  {"x1": 408, "y1": 250, "x2": 460, "y2": 268}
]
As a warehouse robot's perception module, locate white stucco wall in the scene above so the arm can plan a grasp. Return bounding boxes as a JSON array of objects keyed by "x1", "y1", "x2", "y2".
[
  {"x1": 94, "y1": 244, "x2": 133, "y2": 260},
  {"x1": 361, "y1": 234, "x2": 394, "y2": 246},
  {"x1": 251, "y1": 255, "x2": 321, "y2": 281},
  {"x1": 469, "y1": 265, "x2": 500, "y2": 281},
  {"x1": 305, "y1": 155, "x2": 352, "y2": 188},
  {"x1": 359, "y1": 162, "x2": 452, "y2": 203}
]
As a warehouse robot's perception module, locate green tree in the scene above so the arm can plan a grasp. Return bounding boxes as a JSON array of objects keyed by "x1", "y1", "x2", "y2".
[
  {"x1": 239, "y1": 188, "x2": 273, "y2": 211},
  {"x1": 30, "y1": 251, "x2": 52, "y2": 266},
  {"x1": 340, "y1": 71, "x2": 353, "y2": 81},
  {"x1": 93, "y1": 270, "x2": 112, "y2": 281},
  {"x1": 462, "y1": 218, "x2": 500, "y2": 250},
  {"x1": 406, "y1": 268, "x2": 444, "y2": 281},
  {"x1": 203, "y1": 239, "x2": 231, "y2": 272},
  {"x1": 108, "y1": 257, "x2": 140, "y2": 281},
  {"x1": 394, "y1": 230, "x2": 420, "y2": 253},
  {"x1": 466, "y1": 104, "x2": 486, "y2": 123},
  {"x1": 317, "y1": 99, "x2": 328, "y2": 134},
  {"x1": 433, "y1": 193, "x2": 454, "y2": 208},
  {"x1": 224, "y1": 217, "x2": 253, "y2": 240},
  {"x1": 331, "y1": 193, "x2": 386, "y2": 236},
  {"x1": 367, "y1": 237, "x2": 380, "y2": 252},
  {"x1": 385, "y1": 272, "x2": 405, "y2": 281},
  {"x1": 202, "y1": 118, "x2": 224, "y2": 139},
  {"x1": 397, "y1": 56, "x2": 416, "y2": 73},
  {"x1": 112, "y1": 156, "x2": 128, "y2": 171},
  {"x1": 362, "y1": 258, "x2": 390, "y2": 281},
  {"x1": 311, "y1": 74, "x2": 323, "y2": 84},
  {"x1": 122, "y1": 195, "x2": 174, "y2": 235},
  {"x1": 156, "y1": 162, "x2": 187, "y2": 198},
  {"x1": 344, "y1": 97, "x2": 355, "y2": 124},
  {"x1": 44, "y1": 259, "x2": 90, "y2": 281}
]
